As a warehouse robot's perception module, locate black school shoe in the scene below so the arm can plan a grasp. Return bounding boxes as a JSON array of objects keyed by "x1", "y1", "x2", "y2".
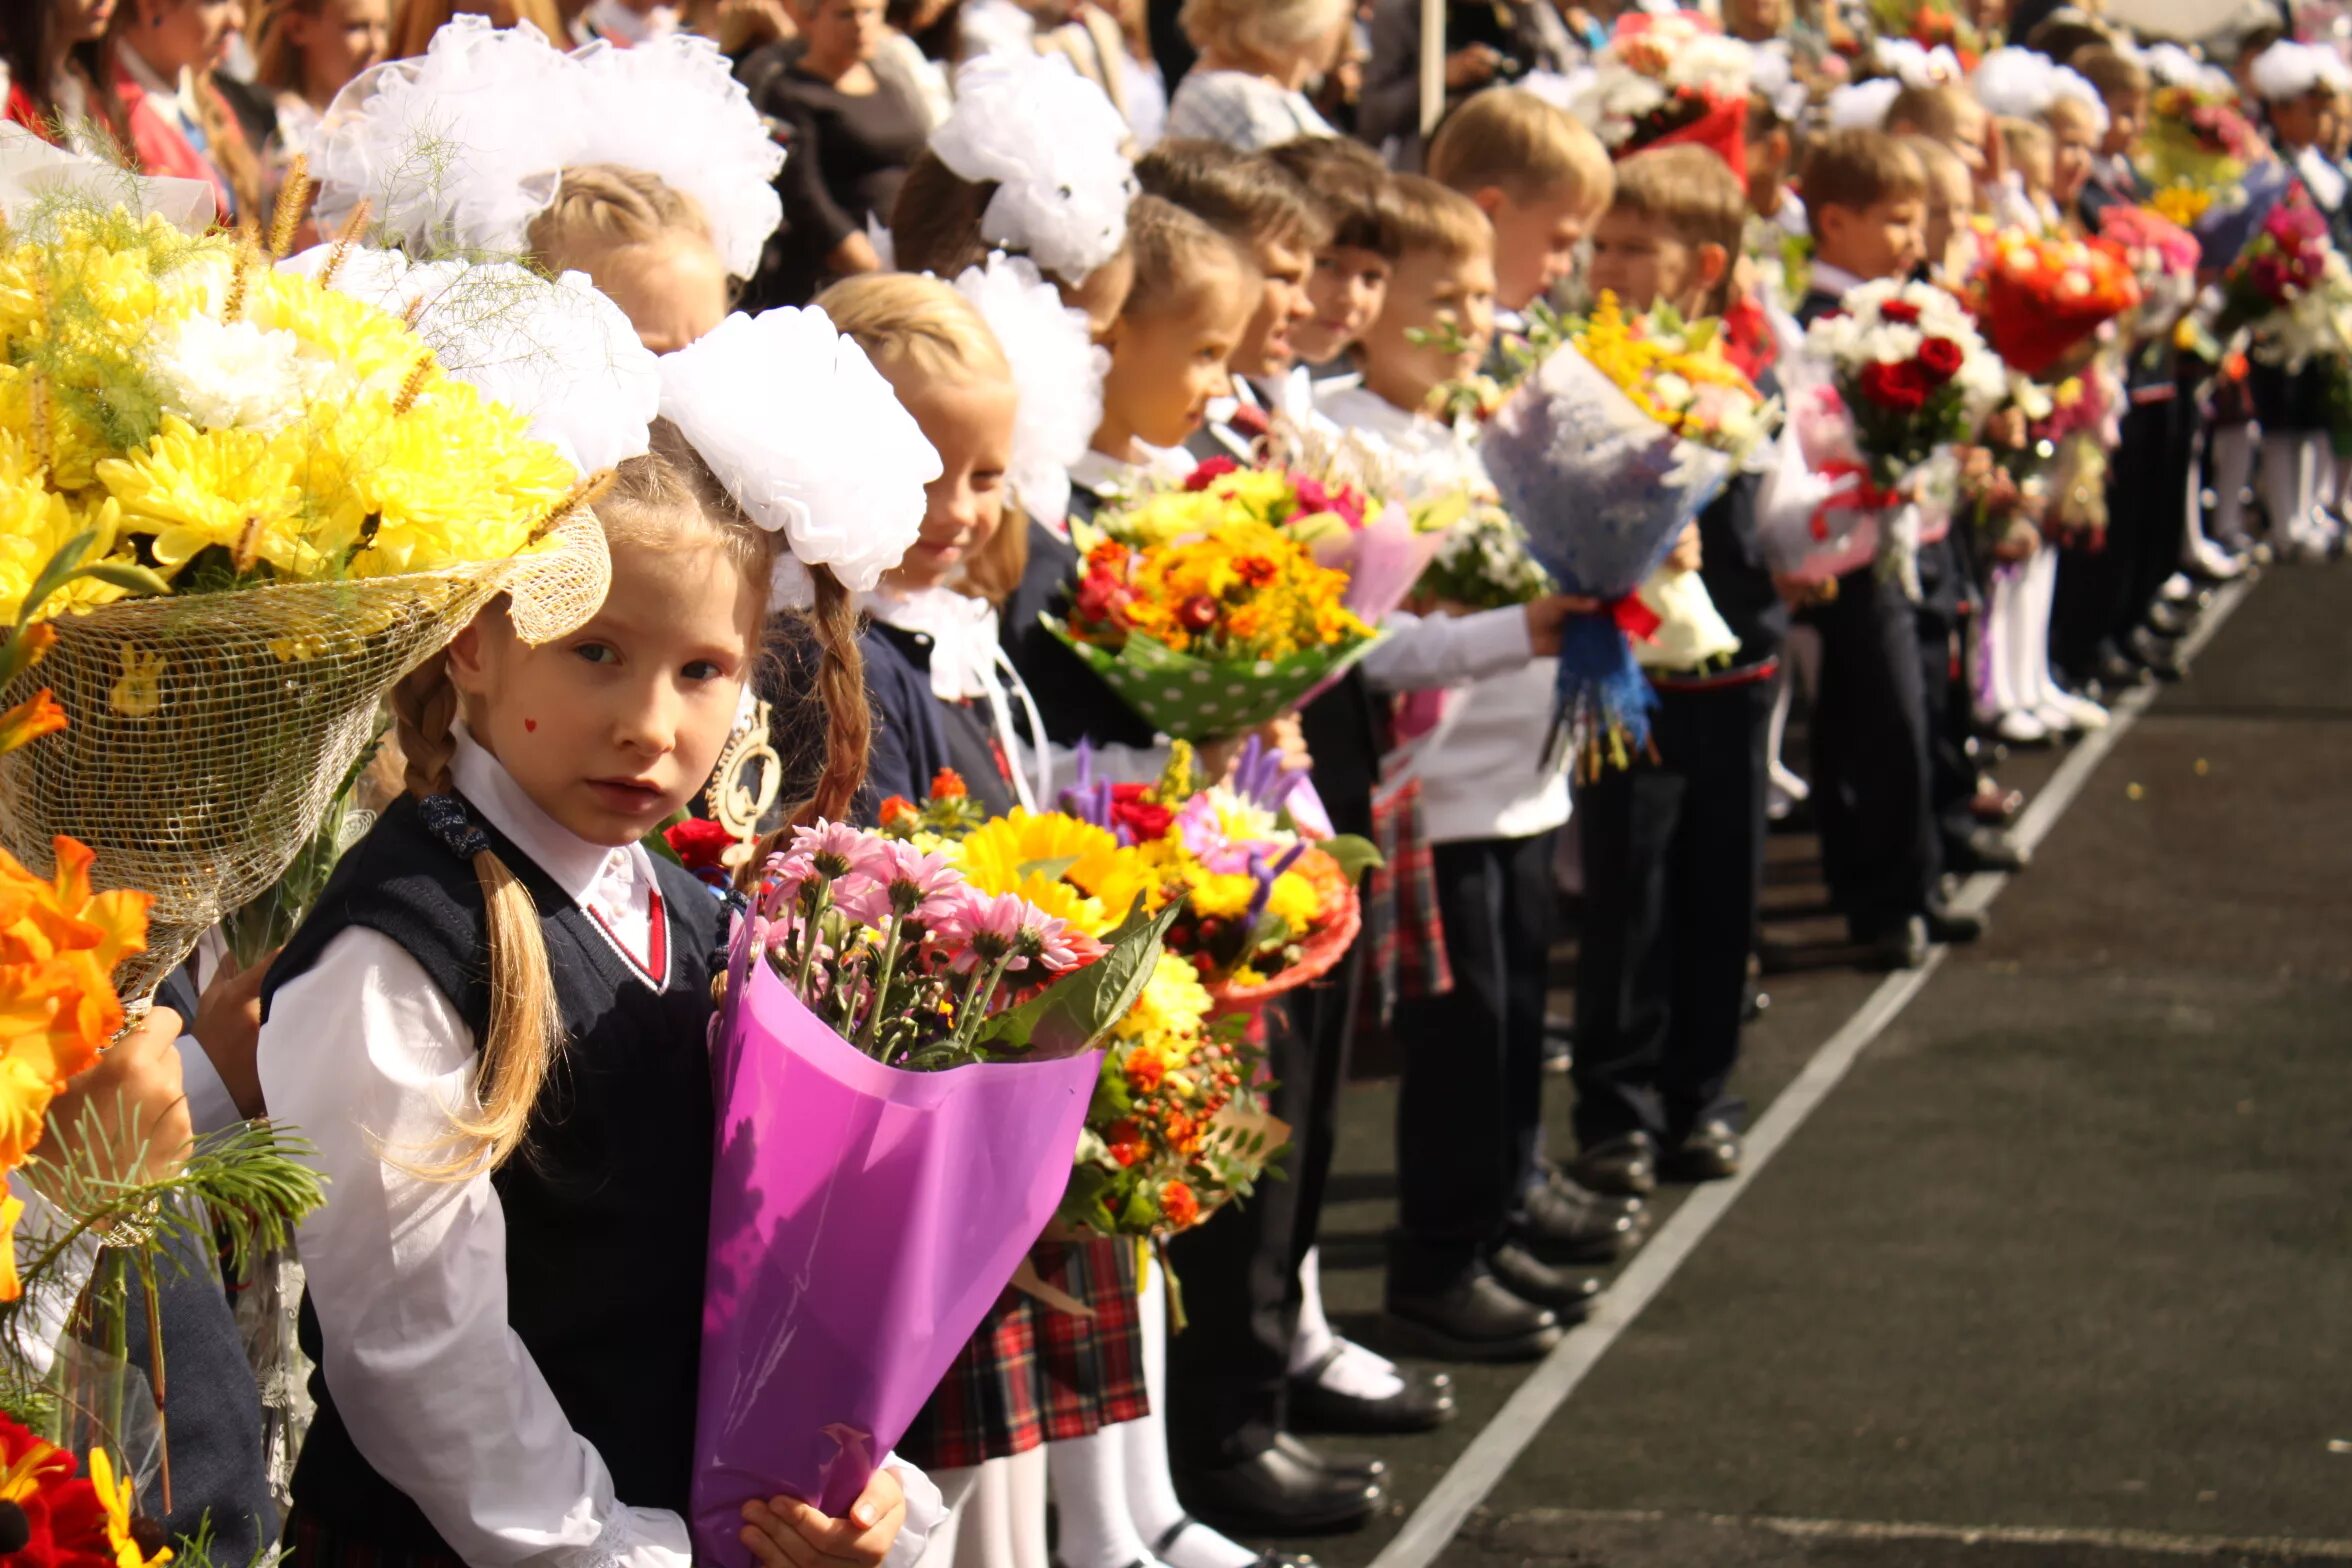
[
  {"x1": 1486, "y1": 1242, "x2": 1601, "y2": 1321},
  {"x1": 1511, "y1": 1170, "x2": 1644, "y2": 1261},
  {"x1": 1569, "y1": 1131, "x2": 1658, "y2": 1198},
  {"x1": 1384, "y1": 1263, "x2": 1564, "y2": 1363},
  {"x1": 1286, "y1": 1345, "x2": 1457, "y2": 1434},
  {"x1": 1174, "y1": 1442, "x2": 1383, "y2": 1536},
  {"x1": 1658, "y1": 1119, "x2": 1742, "y2": 1183}
]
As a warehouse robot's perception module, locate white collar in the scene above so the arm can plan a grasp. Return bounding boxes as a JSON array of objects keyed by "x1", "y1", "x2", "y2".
[
  {"x1": 1808, "y1": 260, "x2": 1868, "y2": 297},
  {"x1": 2299, "y1": 143, "x2": 2348, "y2": 210},
  {"x1": 450, "y1": 724, "x2": 646, "y2": 912},
  {"x1": 117, "y1": 45, "x2": 195, "y2": 123},
  {"x1": 584, "y1": 0, "x2": 680, "y2": 44},
  {"x1": 1069, "y1": 441, "x2": 1191, "y2": 502},
  {"x1": 866, "y1": 584, "x2": 1002, "y2": 700}
]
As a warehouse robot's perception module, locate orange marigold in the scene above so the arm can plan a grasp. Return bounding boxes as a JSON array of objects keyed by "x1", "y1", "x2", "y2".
[
  {"x1": 877, "y1": 795, "x2": 918, "y2": 827},
  {"x1": 929, "y1": 769, "x2": 968, "y2": 801},
  {"x1": 1160, "y1": 1180, "x2": 1201, "y2": 1229}
]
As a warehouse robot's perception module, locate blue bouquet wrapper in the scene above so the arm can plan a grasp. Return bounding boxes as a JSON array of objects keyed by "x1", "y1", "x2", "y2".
[
  {"x1": 1476, "y1": 343, "x2": 1734, "y2": 758},
  {"x1": 2194, "y1": 160, "x2": 2292, "y2": 271}
]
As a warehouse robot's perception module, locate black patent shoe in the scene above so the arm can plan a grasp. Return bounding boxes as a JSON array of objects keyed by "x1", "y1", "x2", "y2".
[
  {"x1": 1149, "y1": 1519, "x2": 1322, "y2": 1568},
  {"x1": 1658, "y1": 1119, "x2": 1742, "y2": 1183},
  {"x1": 1174, "y1": 1443, "x2": 1382, "y2": 1536},
  {"x1": 1384, "y1": 1267, "x2": 1564, "y2": 1362},
  {"x1": 1512, "y1": 1173, "x2": 1643, "y2": 1261},
  {"x1": 1924, "y1": 897, "x2": 1987, "y2": 944},
  {"x1": 1270, "y1": 1431, "x2": 1386, "y2": 1486},
  {"x1": 1855, "y1": 915, "x2": 1931, "y2": 971},
  {"x1": 1569, "y1": 1131, "x2": 1658, "y2": 1197},
  {"x1": 1286, "y1": 1346, "x2": 1456, "y2": 1434},
  {"x1": 1487, "y1": 1242, "x2": 1601, "y2": 1322}
]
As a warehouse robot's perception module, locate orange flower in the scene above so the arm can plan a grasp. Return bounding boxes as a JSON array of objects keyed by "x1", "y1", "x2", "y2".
[
  {"x1": 0, "y1": 837, "x2": 151, "y2": 1171},
  {"x1": 1106, "y1": 1118, "x2": 1144, "y2": 1168},
  {"x1": 0, "y1": 690, "x2": 66, "y2": 758},
  {"x1": 877, "y1": 796, "x2": 917, "y2": 828},
  {"x1": 1122, "y1": 1046, "x2": 1166, "y2": 1094},
  {"x1": 929, "y1": 769, "x2": 968, "y2": 801},
  {"x1": 1160, "y1": 1180, "x2": 1200, "y2": 1229}
]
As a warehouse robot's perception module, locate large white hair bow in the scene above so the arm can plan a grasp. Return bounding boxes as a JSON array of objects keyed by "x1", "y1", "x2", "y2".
[
  {"x1": 309, "y1": 16, "x2": 783, "y2": 280},
  {"x1": 952, "y1": 252, "x2": 1104, "y2": 530},
  {"x1": 657, "y1": 309, "x2": 943, "y2": 604},
  {"x1": 930, "y1": 51, "x2": 1137, "y2": 282}
]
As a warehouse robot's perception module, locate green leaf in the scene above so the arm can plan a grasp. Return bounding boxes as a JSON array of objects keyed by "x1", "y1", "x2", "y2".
[
  {"x1": 1315, "y1": 833, "x2": 1384, "y2": 884},
  {"x1": 72, "y1": 560, "x2": 172, "y2": 597},
  {"x1": 11, "y1": 529, "x2": 100, "y2": 633},
  {"x1": 643, "y1": 810, "x2": 687, "y2": 868},
  {"x1": 979, "y1": 896, "x2": 1185, "y2": 1059},
  {"x1": 1017, "y1": 853, "x2": 1083, "y2": 883}
]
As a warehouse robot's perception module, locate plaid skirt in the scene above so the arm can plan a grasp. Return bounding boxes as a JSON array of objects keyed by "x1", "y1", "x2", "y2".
[{"x1": 897, "y1": 1236, "x2": 1149, "y2": 1471}]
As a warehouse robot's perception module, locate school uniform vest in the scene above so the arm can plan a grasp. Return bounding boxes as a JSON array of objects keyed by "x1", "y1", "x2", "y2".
[
  {"x1": 263, "y1": 795, "x2": 724, "y2": 1551},
  {"x1": 862, "y1": 623, "x2": 1020, "y2": 819}
]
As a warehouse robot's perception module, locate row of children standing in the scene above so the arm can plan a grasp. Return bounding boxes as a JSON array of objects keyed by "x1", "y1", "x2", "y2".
[{"x1": 30, "y1": 4, "x2": 2347, "y2": 1568}]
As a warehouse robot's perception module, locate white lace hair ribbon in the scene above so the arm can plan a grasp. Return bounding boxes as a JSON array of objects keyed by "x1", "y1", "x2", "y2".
[
  {"x1": 308, "y1": 16, "x2": 783, "y2": 280},
  {"x1": 952, "y1": 253, "x2": 1104, "y2": 530},
  {"x1": 657, "y1": 308, "x2": 943, "y2": 607},
  {"x1": 930, "y1": 51, "x2": 1137, "y2": 282},
  {"x1": 281, "y1": 243, "x2": 658, "y2": 475}
]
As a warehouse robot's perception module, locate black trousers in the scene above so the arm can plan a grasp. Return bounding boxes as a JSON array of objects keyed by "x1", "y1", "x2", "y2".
[
  {"x1": 1387, "y1": 832, "x2": 1557, "y2": 1295},
  {"x1": 1165, "y1": 944, "x2": 1362, "y2": 1469},
  {"x1": 2053, "y1": 397, "x2": 2185, "y2": 681},
  {"x1": 1914, "y1": 534, "x2": 1978, "y2": 859},
  {"x1": 1573, "y1": 679, "x2": 1770, "y2": 1150},
  {"x1": 1806, "y1": 566, "x2": 1936, "y2": 938}
]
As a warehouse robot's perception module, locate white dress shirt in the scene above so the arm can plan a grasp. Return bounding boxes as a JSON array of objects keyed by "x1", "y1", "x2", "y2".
[
  {"x1": 258, "y1": 730, "x2": 939, "y2": 1568},
  {"x1": 1164, "y1": 69, "x2": 1335, "y2": 152}
]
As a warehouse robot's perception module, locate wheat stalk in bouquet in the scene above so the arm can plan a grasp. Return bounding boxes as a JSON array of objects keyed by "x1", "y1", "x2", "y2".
[{"x1": 0, "y1": 172, "x2": 611, "y2": 1000}]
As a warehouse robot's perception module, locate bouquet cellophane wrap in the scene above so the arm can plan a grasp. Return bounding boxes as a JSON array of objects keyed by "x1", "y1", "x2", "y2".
[
  {"x1": 691, "y1": 913, "x2": 1104, "y2": 1562},
  {"x1": 1041, "y1": 617, "x2": 1384, "y2": 740},
  {"x1": 0, "y1": 517, "x2": 609, "y2": 999},
  {"x1": 1202, "y1": 847, "x2": 1362, "y2": 1014},
  {"x1": 1290, "y1": 501, "x2": 1451, "y2": 713},
  {"x1": 1476, "y1": 343, "x2": 1733, "y2": 746}
]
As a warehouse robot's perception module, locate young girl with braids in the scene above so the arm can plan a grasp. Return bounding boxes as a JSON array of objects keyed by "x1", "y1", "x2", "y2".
[
  {"x1": 528, "y1": 163, "x2": 734, "y2": 354},
  {"x1": 256, "y1": 303, "x2": 945, "y2": 1568}
]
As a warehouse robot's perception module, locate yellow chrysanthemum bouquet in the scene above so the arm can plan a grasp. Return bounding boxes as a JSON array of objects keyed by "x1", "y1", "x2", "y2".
[{"x1": 0, "y1": 173, "x2": 613, "y2": 997}]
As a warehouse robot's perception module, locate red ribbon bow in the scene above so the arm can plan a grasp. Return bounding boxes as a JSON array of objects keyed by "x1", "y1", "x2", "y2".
[
  {"x1": 1809, "y1": 459, "x2": 1902, "y2": 541},
  {"x1": 1609, "y1": 593, "x2": 1662, "y2": 642}
]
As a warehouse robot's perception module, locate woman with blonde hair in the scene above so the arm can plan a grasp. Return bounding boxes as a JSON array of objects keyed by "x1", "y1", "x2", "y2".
[{"x1": 1163, "y1": 0, "x2": 1346, "y2": 150}]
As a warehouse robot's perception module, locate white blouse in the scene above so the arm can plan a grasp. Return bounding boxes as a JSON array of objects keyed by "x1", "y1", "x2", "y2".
[
  {"x1": 1164, "y1": 69, "x2": 1335, "y2": 153},
  {"x1": 257, "y1": 731, "x2": 940, "y2": 1568}
]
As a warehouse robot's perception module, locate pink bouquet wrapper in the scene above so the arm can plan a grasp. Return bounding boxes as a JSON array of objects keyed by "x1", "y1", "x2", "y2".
[
  {"x1": 1294, "y1": 502, "x2": 1451, "y2": 713},
  {"x1": 690, "y1": 915, "x2": 1104, "y2": 1563}
]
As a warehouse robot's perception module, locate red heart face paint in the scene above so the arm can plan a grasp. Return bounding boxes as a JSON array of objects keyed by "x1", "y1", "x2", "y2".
[{"x1": 524, "y1": 718, "x2": 538, "y2": 733}]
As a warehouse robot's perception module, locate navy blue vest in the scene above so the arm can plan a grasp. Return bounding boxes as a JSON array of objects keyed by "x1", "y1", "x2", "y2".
[{"x1": 263, "y1": 795, "x2": 723, "y2": 1552}]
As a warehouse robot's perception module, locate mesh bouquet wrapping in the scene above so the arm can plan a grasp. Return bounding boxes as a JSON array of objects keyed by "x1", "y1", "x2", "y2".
[
  {"x1": 0, "y1": 517, "x2": 608, "y2": 999},
  {"x1": 1042, "y1": 620, "x2": 1384, "y2": 739},
  {"x1": 1477, "y1": 345, "x2": 1733, "y2": 756}
]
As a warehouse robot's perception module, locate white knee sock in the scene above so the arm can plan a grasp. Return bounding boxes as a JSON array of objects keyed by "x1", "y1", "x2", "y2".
[
  {"x1": 2023, "y1": 546, "x2": 2061, "y2": 707},
  {"x1": 2210, "y1": 423, "x2": 2255, "y2": 545},
  {"x1": 1003, "y1": 1448, "x2": 1050, "y2": 1568},
  {"x1": 1121, "y1": 1257, "x2": 1255, "y2": 1568},
  {"x1": 1980, "y1": 566, "x2": 2020, "y2": 718},
  {"x1": 1046, "y1": 1427, "x2": 1159, "y2": 1568},
  {"x1": 918, "y1": 1466, "x2": 981, "y2": 1568},
  {"x1": 2259, "y1": 432, "x2": 2310, "y2": 543},
  {"x1": 1290, "y1": 1249, "x2": 1403, "y2": 1400}
]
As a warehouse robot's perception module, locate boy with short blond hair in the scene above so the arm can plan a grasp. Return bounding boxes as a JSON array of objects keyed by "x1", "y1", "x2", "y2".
[
  {"x1": 1572, "y1": 146, "x2": 1785, "y2": 1193},
  {"x1": 1426, "y1": 86, "x2": 1615, "y2": 313},
  {"x1": 1320, "y1": 170, "x2": 1630, "y2": 1361},
  {"x1": 1798, "y1": 129, "x2": 1928, "y2": 322}
]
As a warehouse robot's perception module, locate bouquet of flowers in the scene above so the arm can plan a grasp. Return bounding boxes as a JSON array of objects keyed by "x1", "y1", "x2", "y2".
[
  {"x1": 1476, "y1": 293, "x2": 1777, "y2": 766},
  {"x1": 1045, "y1": 509, "x2": 1379, "y2": 740},
  {"x1": 2215, "y1": 190, "x2": 2352, "y2": 369},
  {"x1": 1416, "y1": 505, "x2": 1556, "y2": 609},
  {"x1": 2094, "y1": 205, "x2": 2203, "y2": 338},
  {"x1": 693, "y1": 815, "x2": 1177, "y2": 1558},
  {"x1": 1967, "y1": 231, "x2": 2142, "y2": 378},
  {"x1": 0, "y1": 179, "x2": 619, "y2": 997},
  {"x1": 875, "y1": 765, "x2": 1294, "y2": 1240},
  {"x1": 1760, "y1": 281, "x2": 2001, "y2": 594},
  {"x1": 2139, "y1": 85, "x2": 2266, "y2": 228},
  {"x1": 1571, "y1": 12, "x2": 1754, "y2": 177}
]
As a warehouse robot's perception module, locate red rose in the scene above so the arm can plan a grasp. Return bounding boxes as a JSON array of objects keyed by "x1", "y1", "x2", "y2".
[
  {"x1": 1858, "y1": 358, "x2": 1931, "y2": 414},
  {"x1": 1178, "y1": 594, "x2": 1220, "y2": 632},
  {"x1": 1878, "y1": 299, "x2": 1922, "y2": 325},
  {"x1": 1110, "y1": 781, "x2": 1175, "y2": 842},
  {"x1": 1915, "y1": 335, "x2": 1964, "y2": 381},
  {"x1": 1185, "y1": 456, "x2": 1239, "y2": 491},
  {"x1": 663, "y1": 817, "x2": 735, "y2": 871}
]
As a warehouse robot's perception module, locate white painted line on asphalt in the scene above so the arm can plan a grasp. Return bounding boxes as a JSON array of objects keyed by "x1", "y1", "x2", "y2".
[
  {"x1": 1368, "y1": 577, "x2": 2256, "y2": 1568},
  {"x1": 1508, "y1": 1508, "x2": 2352, "y2": 1560}
]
